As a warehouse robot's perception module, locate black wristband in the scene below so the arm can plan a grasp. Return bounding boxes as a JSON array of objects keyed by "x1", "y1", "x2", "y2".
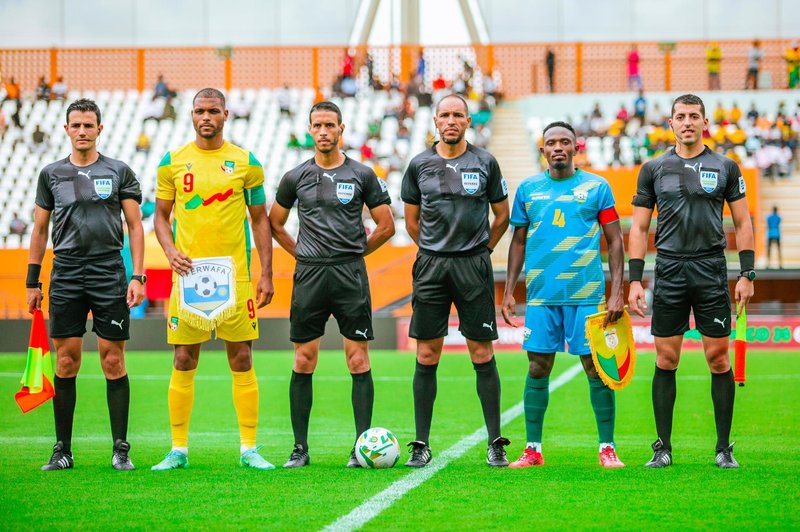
[
  {"x1": 629, "y1": 259, "x2": 645, "y2": 282},
  {"x1": 26, "y1": 264, "x2": 42, "y2": 289},
  {"x1": 738, "y1": 250, "x2": 755, "y2": 272}
]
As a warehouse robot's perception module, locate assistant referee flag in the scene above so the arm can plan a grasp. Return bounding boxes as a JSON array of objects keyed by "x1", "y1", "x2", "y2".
[{"x1": 14, "y1": 309, "x2": 55, "y2": 413}]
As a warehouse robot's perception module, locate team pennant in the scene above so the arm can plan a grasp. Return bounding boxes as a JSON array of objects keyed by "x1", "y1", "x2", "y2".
[
  {"x1": 178, "y1": 256, "x2": 237, "y2": 331},
  {"x1": 734, "y1": 306, "x2": 747, "y2": 387},
  {"x1": 15, "y1": 309, "x2": 55, "y2": 413},
  {"x1": 585, "y1": 309, "x2": 637, "y2": 390}
]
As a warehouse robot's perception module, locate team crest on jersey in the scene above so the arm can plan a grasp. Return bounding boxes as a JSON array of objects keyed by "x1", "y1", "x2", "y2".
[
  {"x1": 169, "y1": 316, "x2": 179, "y2": 331},
  {"x1": 336, "y1": 183, "x2": 355, "y2": 204},
  {"x1": 221, "y1": 160, "x2": 235, "y2": 175},
  {"x1": 93, "y1": 178, "x2": 112, "y2": 199},
  {"x1": 699, "y1": 169, "x2": 718, "y2": 193},
  {"x1": 523, "y1": 327, "x2": 532, "y2": 341},
  {"x1": 461, "y1": 172, "x2": 480, "y2": 194},
  {"x1": 377, "y1": 177, "x2": 388, "y2": 193},
  {"x1": 574, "y1": 189, "x2": 588, "y2": 202}
]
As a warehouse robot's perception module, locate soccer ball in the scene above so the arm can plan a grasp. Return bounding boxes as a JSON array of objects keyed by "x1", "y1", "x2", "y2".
[
  {"x1": 194, "y1": 276, "x2": 218, "y2": 298},
  {"x1": 355, "y1": 427, "x2": 401, "y2": 469}
]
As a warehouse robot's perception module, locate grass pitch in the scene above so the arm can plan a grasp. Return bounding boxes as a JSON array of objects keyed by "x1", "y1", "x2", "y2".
[{"x1": 1, "y1": 349, "x2": 798, "y2": 530}]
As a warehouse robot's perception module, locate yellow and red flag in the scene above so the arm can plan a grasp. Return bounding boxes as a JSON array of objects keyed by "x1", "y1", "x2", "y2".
[
  {"x1": 734, "y1": 306, "x2": 747, "y2": 387},
  {"x1": 585, "y1": 309, "x2": 637, "y2": 390},
  {"x1": 14, "y1": 309, "x2": 55, "y2": 413}
]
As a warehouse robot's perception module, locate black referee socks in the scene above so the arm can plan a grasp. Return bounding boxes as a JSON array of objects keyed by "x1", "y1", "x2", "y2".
[
  {"x1": 473, "y1": 357, "x2": 502, "y2": 444},
  {"x1": 106, "y1": 374, "x2": 130, "y2": 444},
  {"x1": 711, "y1": 369, "x2": 735, "y2": 452},
  {"x1": 652, "y1": 365, "x2": 677, "y2": 450},
  {"x1": 350, "y1": 370, "x2": 374, "y2": 439},
  {"x1": 53, "y1": 375, "x2": 77, "y2": 452},
  {"x1": 413, "y1": 361, "x2": 438, "y2": 444}
]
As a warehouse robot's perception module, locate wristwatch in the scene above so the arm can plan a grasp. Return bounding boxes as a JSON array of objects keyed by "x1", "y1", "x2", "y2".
[
  {"x1": 738, "y1": 270, "x2": 756, "y2": 281},
  {"x1": 131, "y1": 274, "x2": 148, "y2": 285}
]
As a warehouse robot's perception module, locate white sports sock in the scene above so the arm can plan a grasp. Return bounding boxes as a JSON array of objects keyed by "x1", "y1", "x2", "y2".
[
  {"x1": 241, "y1": 445, "x2": 255, "y2": 454},
  {"x1": 599, "y1": 442, "x2": 615, "y2": 452},
  {"x1": 171, "y1": 446, "x2": 188, "y2": 456},
  {"x1": 526, "y1": 442, "x2": 542, "y2": 452}
]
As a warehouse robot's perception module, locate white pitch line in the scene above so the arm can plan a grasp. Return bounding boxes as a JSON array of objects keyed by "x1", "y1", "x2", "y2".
[{"x1": 323, "y1": 362, "x2": 585, "y2": 532}]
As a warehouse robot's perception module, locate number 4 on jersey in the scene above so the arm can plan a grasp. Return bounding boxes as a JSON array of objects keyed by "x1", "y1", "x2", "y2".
[{"x1": 552, "y1": 209, "x2": 566, "y2": 227}]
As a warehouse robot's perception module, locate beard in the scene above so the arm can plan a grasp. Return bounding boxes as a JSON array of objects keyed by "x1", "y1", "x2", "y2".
[
  {"x1": 441, "y1": 131, "x2": 464, "y2": 145},
  {"x1": 552, "y1": 161, "x2": 568, "y2": 170},
  {"x1": 197, "y1": 125, "x2": 221, "y2": 139}
]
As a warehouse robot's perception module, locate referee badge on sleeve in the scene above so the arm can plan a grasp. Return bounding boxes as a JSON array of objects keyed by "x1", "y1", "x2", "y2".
[{"x1": 178, "y1": 256, "x2": 237, "y2": 331}]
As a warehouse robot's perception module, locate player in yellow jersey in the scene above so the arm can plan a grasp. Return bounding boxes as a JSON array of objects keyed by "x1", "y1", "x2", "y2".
[{"x1": 151, "y1": 88, "x2": 275, "y2": 470}]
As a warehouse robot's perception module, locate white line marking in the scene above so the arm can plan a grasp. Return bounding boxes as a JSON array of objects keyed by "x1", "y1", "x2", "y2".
[
  {"x1": 0, "y1": 372, "x2": 489, "y2": 383},
  {"x1": 323, "y1": 362, "x2": 585, "y2": 532}
]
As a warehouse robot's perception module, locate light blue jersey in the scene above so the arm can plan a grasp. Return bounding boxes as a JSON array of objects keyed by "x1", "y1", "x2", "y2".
[{"x1": 510, "y1": 169, "x2": 618, "y2": 306}]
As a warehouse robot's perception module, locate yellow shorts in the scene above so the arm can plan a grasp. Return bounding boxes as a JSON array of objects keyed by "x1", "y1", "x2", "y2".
[{"x1": 167, "y1": 281, "x2": 259, "y2": 344}]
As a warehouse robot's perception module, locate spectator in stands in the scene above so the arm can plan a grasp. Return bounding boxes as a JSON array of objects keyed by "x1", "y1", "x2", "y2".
[
  {"x1": 766, "y1": 206, "x2": 782, "y2": 269},
  {"x1": 36, "y1": 76, "x2": 51, "y2": 101},
  {"x1": 729, "y1": 102, "x2": 742, "y2": 123},
  {"x1": 343, "y1": 49, "x2": 355, "y2": 79},
  {"x1": 706, "y1": 42, "x2": 722, "y2": 90},
  {"x1": 627, "y1": 44, "x2": 642, "y2": 90},
  {"x1": 747, "y1": 102, "x2": 759, "y2": 121},
  {"x1": 713, "y1": 102, "x2": 727, "y2": 125},
  {"x1": 287, "y1": 133, "x2": 302, "y2": 150},
  {"x1": 31, "y1": 125, "x2": 47, "y2": 152},
  {"x1": 417, "y1": 50, "x2": 426, "y2": 79},
  {"x1": 3, "y1": 76, "x2": 20, "y2": 103},
  {"x1": 432, "y1": 73, "x2": 447, "y2": 92},
  {"x1": 365, "y1": 54, "x2": 376, "y2": 87},
  {"x1": 616, "y1": 103, "x2": 629, "y2": 123},
  {"x1": 745, "y1": 40, "x2": 763, "y2": 90},
  {"x1": 633, "y1": 90, "x2": 647, "y2": 123},
  {"x1": 9, "y1": 101, "x2": 22, "y2": 128},
  {"x1": 10, "y1": 212, "x2": 27, "y2": 236},
  {"x1": 154, "y1": 74, "x2": 177, "y2": 99},
  {"x1": 396, "y1": 124, "x2": 410, "y2": 141},
  {"x1": 784, "y1": 41, "x2": 800, "y2": 89},
  {"x1": 136, "y1": 131, "x2": 151, "y2": 153},
  {"x1": 546, "y1": 48, "x2": 556, "y2": 93},
  {"x1": 52, "y1": 76, "x2": 67, "y2": 100},
  {"x1": 277, "y1": 85, "x2": 292, "y2": 116},
  {"x1": 0, "y1": 107, "x2": 7, "y2": 139}
]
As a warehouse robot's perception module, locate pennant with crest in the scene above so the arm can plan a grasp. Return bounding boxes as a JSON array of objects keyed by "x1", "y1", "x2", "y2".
[
  {"x1": 585, "y1": 308, "x2": 637, "y2": 390},
  {"x1": 178, "y1": 256, "x2": 237, "y2": 331}
]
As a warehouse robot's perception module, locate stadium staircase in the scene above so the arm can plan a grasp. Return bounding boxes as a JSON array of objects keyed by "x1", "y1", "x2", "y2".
[
  {"x1": 759, "y1": 174, "x2": 800, "y2": 268},
  {"x1": 486, "y1": 102, "x2": 538, "y2": 269}
]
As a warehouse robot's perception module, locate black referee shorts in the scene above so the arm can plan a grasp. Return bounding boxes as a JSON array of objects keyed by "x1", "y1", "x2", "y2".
[
  {"x1": 409, "y1": 250, "x2": 498, "y2": 342},
  {"x1": 651, "y1": 254, "x2": 731, "y2": 338},
  {"x1": 289, "y1": 258, "x2": 373, "y2": 343},
  {"x1": 48, "y1": 254, "x2": 130, "y2": 341}
]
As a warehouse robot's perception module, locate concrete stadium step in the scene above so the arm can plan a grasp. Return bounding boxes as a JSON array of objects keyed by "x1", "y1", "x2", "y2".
[
  {"x1": 488, "y1": 102, "x2": 538, "y2": 270},
  {"x1": 759, "y1": 174, "x2": 800, "y2": 268}
]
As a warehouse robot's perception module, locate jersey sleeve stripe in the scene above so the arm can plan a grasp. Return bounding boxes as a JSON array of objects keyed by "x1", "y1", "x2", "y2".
[
  {"x1": 598, "y1": 206, "x2": 619, "y2": 226},
  {"x1": 158, "y1": 152, "x2": 171, "y2": 167},
  {"x1": 244, "y1": 186, "x2": 266, "y2": 206}
]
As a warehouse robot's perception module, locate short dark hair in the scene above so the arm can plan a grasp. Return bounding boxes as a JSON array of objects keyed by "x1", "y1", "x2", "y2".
[
  {"x1": 435, "y1": 93, "x2": 469, "y2": 115},
  {"x1": 193, "y1": 88, "x2": 226, "y2": 108},
  {"x1": 542, "y1": 121, "x2": 576, "y2": 138},
  {"x1": 309, "y1": 101, "x2": 342, "y2": 124},
  {"x1": 671, "y1": 94, "x2": 705, "y2": 117},
  {"x1": 66, "y1": 98, "x2": 101, "y2": 125}
]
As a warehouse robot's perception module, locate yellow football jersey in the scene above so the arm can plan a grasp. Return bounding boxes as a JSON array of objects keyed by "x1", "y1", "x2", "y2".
[{"x1": 156, "y1": 141, "x2": 266, "y2": 281}]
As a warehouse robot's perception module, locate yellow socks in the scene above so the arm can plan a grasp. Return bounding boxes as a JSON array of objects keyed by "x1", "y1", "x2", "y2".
[
  {"x1": 168, "y1": 368, "x2": 196, "y2": 449},
  {"x1": 231, "y1": 368, "x2": 259, "y2": 449}
]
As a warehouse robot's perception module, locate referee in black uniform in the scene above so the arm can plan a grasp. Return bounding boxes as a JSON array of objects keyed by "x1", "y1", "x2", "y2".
[
  {"x1": 270, "y1": 101, "x2": 395, "y2": 468},
  {"x1": 27, "y1": 98, "x2": 145, "y2": 471},
  {"x1": 628, "y1": 94, "x2": 755, "y2": 469},
  {"x1": 401, "y1": 94, "x2": 511, "y2": 467}
]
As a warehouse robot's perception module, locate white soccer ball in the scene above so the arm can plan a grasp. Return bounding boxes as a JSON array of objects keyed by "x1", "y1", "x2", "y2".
[
  {"x1": 194, "y1": 275, "x2": 218, "y2": 298},
  {"x1": 355, "y1": 427, "x2": 401, "y2": 469}
]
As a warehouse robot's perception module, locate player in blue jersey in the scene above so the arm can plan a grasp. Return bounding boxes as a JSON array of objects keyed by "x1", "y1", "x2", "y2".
[{"x1": 502, "y1": 121, "x2": 626, "y2": 468}]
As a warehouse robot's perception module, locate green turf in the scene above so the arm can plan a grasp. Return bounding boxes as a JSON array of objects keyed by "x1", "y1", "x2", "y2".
[{"x1": 0, "y1": 349, "x2": 798, "y2": 530}]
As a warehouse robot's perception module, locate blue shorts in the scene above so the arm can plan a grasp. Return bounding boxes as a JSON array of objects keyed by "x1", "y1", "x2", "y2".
[{"x1": 523, "y1": 304, "x2": 605, "y2": 355}]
